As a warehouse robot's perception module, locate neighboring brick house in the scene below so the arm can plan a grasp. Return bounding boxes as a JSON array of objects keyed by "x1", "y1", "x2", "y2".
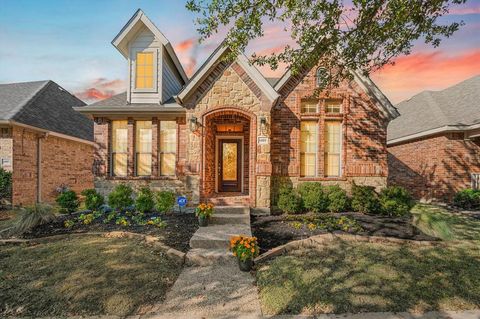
[
  {"x1": 0, "y1": 80, "x2": 94, "y2": 206},
  {"x1": 388, "y1": 75, "x2": 480, "y2": 202},
  {"x1": 76, "y1": 9, "x2": 399, "y2": 211}
]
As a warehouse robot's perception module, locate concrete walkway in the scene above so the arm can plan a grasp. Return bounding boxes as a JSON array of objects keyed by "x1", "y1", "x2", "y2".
[{"x1": 143, "y1": 206, "x2": 262, "y2": 319}]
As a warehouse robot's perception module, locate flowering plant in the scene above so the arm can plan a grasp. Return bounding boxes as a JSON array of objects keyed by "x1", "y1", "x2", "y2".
[
  {"x1": 195, "y1": 203, "x2": 214, "y2": 218},
  {"x1": 229, "y1": 235, "x2": 259, "y2": 262}
]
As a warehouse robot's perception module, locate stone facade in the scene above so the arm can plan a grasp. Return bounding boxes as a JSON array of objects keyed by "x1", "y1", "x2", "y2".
[
  {"x1": 0, "y1": 137, "x2": 13, "y2": 172},
  {"x1": 11, "y1": 126, "x2": 94, "y2": 206},
  {"x1": 388, "y1": 133, "x2": 480, "y2": 201}
]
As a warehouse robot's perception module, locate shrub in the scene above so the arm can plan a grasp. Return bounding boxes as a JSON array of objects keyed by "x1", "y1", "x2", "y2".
[
  {"x1": 155, "y1": 191, "x2": 176, "y2": 213},
  {"x1": 55, "y1": 190, "x2": 79, "y2": 214},
  {"x1": 135, "y1": 187, "x2": 155, "y2": 213},
  {"x1": 108, "y1": 184, "x2": 134, "y2": 211},
  {"x1": 81, "y1": 189, "x2": 105, "y2": 211},
  {"x1": 0, "y1": 168, "x2": 12, "y2": 203},
  {"x1": 146, "y1": 216, "x2": 167, "y2": 228},
  {"x1": 115, "y1": 216, "x2": 130, "y2": 227},
  {"x1": 379, "y1": 186, "x2": 414, "y2": 216},
  {"x1": 78, "y1": 213, "x2": 95, "y2": 225},
  {"x1": 351, "y1": 183, "x2": 380, "y2": 214},
  {"x1": 298, "y1": 182, "x2": 329, "y2": 213},
  {"x1": 326, "y1": 185, "x2": 350, "y2": 213},
  {"x1": 453, "y1": 189, "x2": 480, "y2": 210},
  {"x1": 277, "y1": 184, "x2": 303, "y2": 214},
  {"x1": 14, "y1": 204, "x2": 56, "y2": 234}
]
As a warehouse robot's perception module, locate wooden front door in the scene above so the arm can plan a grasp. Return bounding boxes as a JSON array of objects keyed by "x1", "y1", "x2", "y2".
[{"x1": 218, "y1": 139, "x2": 241, "y2": 192}]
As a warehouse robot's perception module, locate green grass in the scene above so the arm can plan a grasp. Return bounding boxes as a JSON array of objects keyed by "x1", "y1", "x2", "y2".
[
  {"x1": 0, "y1": 210, "x2": 16, "y2": 234},
  {"x1": 412, "y1": 204, "x2": 480, "y2": 241},
  {"x1": 0, "y1": 235, "x2": 181, "y2": 317},
  {"x1": 256, "y1": 240, "x2": 480, "y2": 315}
]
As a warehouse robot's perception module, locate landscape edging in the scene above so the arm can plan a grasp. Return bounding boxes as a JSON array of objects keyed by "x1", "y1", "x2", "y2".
[{"x1": 0, "y1": 231, "x2": 186, "y2": 264}]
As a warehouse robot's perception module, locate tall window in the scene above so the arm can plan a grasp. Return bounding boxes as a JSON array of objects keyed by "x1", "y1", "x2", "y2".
[
  {"x1": 300, "y1": 121, "x2": 317, "y2": 177},
  {"x1": 136, "y1": 52, "x2": 154, "y2": 89},
  {"x1": 301, "y1": 100, "x2": 318, "y2": 113},
  {"x1": 316, "y1": 67, "x2": 328, "y2": 88},
  {"x1": 325, "y1": 121, "x2": 342, "y2": 177},
  {"x1": 112, "y1": 120, "x2": 128, "y2": 177},
  {"x1": 159, "y1": 121, "x2": 177, "y2": 176},
  {"x1": 136, "y1": 121, "x2": 152, "y2": 176}
]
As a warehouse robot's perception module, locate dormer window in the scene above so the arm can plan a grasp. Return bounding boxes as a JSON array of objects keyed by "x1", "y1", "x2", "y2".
[
  {"x1": 316, "y1": 67, "x2": 328, "y2": 88},
  {"x1": 135, "y1": 51, "x2": 155, "y2": 90}
]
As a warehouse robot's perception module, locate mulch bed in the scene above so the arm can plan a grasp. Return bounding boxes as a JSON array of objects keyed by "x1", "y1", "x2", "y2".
[
  {"x1": 251, "y1": 212, "x2": 436, "y2": 253},
  {"x1": 23, "y1": 212, "x2": 198, "y2": 252}
]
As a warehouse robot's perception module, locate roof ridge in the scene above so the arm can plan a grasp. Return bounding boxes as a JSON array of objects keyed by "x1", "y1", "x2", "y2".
[{"x1": 6, "y1": 80, "x2": 50, "y2": 119}]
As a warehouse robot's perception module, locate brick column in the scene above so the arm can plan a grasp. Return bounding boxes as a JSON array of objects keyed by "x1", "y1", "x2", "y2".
[
  {"x1": 152, "y1": 117, "x2": 159, "y2": 177},
  {"x1": 127, "y1": 118, "x2": 135, "y2": 176}
]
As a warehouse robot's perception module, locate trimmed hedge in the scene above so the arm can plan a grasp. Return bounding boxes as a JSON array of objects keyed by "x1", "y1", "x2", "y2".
[
  {"x1": 277, "y1": 184, "x2": 303, "y2": 214},
  {"x1": 351, "y1": 183, "x2": 380, "y2": 214},
  {"x1": 379, "y1": 186, "x2": 414, "y2": 216},
  {"x1": 298, "y1": 182, "x2": 328, "y2": 213}
]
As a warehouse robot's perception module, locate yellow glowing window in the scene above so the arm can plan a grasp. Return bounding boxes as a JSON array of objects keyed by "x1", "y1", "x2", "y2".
[
  {"x1": 301, "y1": 100, "x2": 318, "y2": 113},
  {"x1": 159, "y1": 121, "x2": 177, "y2": 176},
  {"x1": 325, "y1": 100, "x2": 342, "y2": 114},
  {"x1": 136, "y1": 121, "x2": 152, "y2": 176},
  {"x1": 112, "y1": 120, "x2": 128, "y2": 177},
  {"x1": 324, "y1": 121, "x2": 342, "y2": 177},
  {"x1": 136, "y1": 52, "x2": 154, "y2": 89},
  {"x1": 300, "y1": 121, "x2": 317, "y2": 177}
]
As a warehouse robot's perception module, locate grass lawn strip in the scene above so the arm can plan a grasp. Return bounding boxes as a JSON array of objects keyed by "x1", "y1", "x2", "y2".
[
  {"x1": 257, "y1": 239, "x2": 480, "y2": 315},
  {"x1": 0, "y1": 235, "x2": 182, "y2": 317}
]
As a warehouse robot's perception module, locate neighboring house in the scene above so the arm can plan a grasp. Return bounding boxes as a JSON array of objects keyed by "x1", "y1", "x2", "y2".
[
  {"x1": 0, "y1": 80, "x2": 94, "y2": 206},
  {"x1": 388, "y1": 75, "x2": 480, "y2": 201},
  {"x1": 76, "y1": 9, "x2": 398, "y2": 211}
]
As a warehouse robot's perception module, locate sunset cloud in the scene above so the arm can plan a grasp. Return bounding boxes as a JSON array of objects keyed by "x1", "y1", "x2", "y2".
[
  {"x1": 372, "y1": 49, "x2": 480, "y2": 103},
  {"x1": 74, "y1": 78, "x2": 125, "y2": 104}
]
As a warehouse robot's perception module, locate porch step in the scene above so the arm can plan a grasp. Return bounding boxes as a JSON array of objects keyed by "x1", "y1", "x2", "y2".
[
  {"x1": 208, "y1": 195, "x2": 250, "y2": 206},
  {"x1": 189, "y1": 224, "x2": 252, "y2": 249},
  {"x1": 210, "y1": 206, "x2": 250, "y2": 225},
  {"x1": 185, "y1": 248, "x2": 234, "y2": 266}
]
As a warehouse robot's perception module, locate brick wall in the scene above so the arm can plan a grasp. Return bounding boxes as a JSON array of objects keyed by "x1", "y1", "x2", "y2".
[
  {"x1": 11, "y1": 126, "x2": 94, "y2": 206},
  {"x1": 388, "y1": 133, "x2": 480, "y2": 201}
]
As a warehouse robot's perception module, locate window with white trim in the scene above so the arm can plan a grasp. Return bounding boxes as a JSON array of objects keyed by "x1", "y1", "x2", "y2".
[
  {"x1": 325, "y1": 100, "x2": 342, "y2": 114},
  {"x1": 301, "y1": 100, "x2": 318, "y2": 113},
  {"x1": 324, "y1": 121, "x2": 342, "y2": 177},
  {"x1": 159, "y1": 121, "x2": 177, "y2": 176},
  {"x1": 112, "y1": 120, "x2": 128, "y2": 177},
  {"x1": 136, "y1": 121, "x2": 152, "y2": 176},
  {"x1": 300, "y1": 121, "x2": 317, "y2": 177},
  {"x1": 135, "y1": 52, "x2": 155, "y2": 89}
]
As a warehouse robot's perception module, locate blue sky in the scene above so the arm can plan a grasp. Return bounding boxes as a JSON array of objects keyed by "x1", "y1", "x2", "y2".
[{"x1": 0, "y1": 0, "x2": 479, "y2": 103}]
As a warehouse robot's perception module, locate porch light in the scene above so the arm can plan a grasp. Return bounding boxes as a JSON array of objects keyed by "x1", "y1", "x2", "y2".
[{"x1": 189, "y1": 116, "x2": 198, "y2": 132}]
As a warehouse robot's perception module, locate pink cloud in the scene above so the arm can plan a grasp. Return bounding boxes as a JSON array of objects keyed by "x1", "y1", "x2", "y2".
[
  {"x1": 372, "y1": 49, "x2": 480, "y2": 103},
  {"x1": 448, "y1": 6, "x2": 480, "y2": 15},
  {"x1": 74, "y1": 78, "x2": 125, "y2": 103}
]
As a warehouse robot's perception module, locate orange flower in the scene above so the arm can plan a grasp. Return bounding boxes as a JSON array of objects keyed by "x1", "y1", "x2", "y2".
[{"x1": 251, "y1": 248, "x2": 255, "y2": 253}]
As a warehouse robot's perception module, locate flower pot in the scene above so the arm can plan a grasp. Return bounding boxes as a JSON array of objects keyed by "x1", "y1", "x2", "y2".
[
  {"x1": 198, "y1": 215, "x2": 209, "y2": 227},
  {"x1": 238, "y1": 257, "x2": 254, "y2": 272}
]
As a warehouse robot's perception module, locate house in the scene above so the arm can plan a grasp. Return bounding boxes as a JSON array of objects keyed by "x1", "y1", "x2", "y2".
[
  {"x1": 388, "y1": 75, "x2": 480, "y2": 201},
  {"x1": 76, "y1": 9, "x2": 399, "y2": 211},
  {"x1": 0, "y1": 80, "x2": 94, "y2": 206}
]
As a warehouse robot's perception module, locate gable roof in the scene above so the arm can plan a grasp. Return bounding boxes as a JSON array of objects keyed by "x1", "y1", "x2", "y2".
[
  {"x1": 0, "y1": 80, "x2": 93, "y2": 141},
  {"x1": 387, "y1": 75, "x2": 480, "y2": 144},
  {"x1": 112, "y1": 9, "x2": 188, "y2": 83},
  {"x1": 274, "y1": 68, "x2": 399, "y2": 120},
  {"x1": 175, "y1": 43, "x2": 280, "y2": 104}
]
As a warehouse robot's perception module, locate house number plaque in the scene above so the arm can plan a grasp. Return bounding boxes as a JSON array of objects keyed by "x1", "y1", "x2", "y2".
[{"x1": 257, "y1": 136, "x2": 269, "y2": 145}]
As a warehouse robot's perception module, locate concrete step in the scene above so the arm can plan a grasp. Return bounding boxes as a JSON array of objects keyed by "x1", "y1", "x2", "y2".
[
  {"x1": 214, "y1": 206, "x2": 250, "y2": 215},
  {"x1": 208, "y1": 196, "x2": 250, "y2": 206},
  {"x1": 185, "y1": 248, "x2": 234, "y2": 266},
  {"x1": 189, "y1": 224, "x2": 252, "y2": 249},
  {"x1": 211, "y1": 212, "x2": 250, "y2": 225}
]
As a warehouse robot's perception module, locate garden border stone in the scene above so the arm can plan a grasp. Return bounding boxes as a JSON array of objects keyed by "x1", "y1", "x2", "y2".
[
  {"x1": 0, "y1": 231, "x2": 186, "y2": 264},
  {"x1": 254, "y1": 233, "x2": 468, "y2": 264}
]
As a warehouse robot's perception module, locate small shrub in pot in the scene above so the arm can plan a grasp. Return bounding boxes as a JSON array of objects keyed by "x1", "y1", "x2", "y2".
[
  {"x1": 81, "y1": 189, "x2": 104, "y2": 211},
  {"x1": 277, "y1": 184, "x2": 303, "y2": 214},
  {"x1": 56, "y1": 189, "x2": 79, "y2": 214},
  {"x1": 379, "y1": 186, "x2": 414, "y2": 216},
  {"x1": 136, "y1": 187, "x2": 155, "y2": 213},
  {"x1": 453, "y1": 189, "x2": 480, "y2": 210},
  {"x1": 298, "y1": 182, "x2": 329, "y2": 213},
  {"x1": 351, "y1": 183, "x2": 380, "y2": 214},
  {"x1": 326, "y1": 185, "x2": 350, "y2": 213},
  {"x1": 108, "y1": 184, "x2": 134, "y2": 212},
  {"x1": 155, "y1": 191, "x2": 176, "y2": 213}
]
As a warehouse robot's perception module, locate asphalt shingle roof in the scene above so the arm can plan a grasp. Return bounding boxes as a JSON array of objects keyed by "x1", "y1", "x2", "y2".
[
  {"x1": 387, "y1": 75, "x2": 480, "y2": 142},
  {"x1": 0, "y1": 80, "x2": 93, "y2": 141}
]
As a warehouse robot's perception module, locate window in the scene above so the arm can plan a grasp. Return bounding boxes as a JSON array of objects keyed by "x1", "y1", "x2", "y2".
[
  {"x1": 136, "y1": 121, "x2": 152, "y2": 176},
  {"x1": 112, "y1": 120, "x2": 128, "y2": 177},
  {"x1": 300, "y1": 121, "x2": 317, "y2": 177},
  {"x1": 301, "y1": 100, "x2": 318, "y2": 113},
  {"x1": 135, "y1": 52, "x2": 154, "y2": 89},
  {"x1": 316, "y1": 67, "x2": 328, "y2": 88},
  {"x1": 0, "y1": 128, "x2": 11, "y2": 138},
  {"x1": 324, "y1": 121, "x2": 342, "y2": 177},
  {"x1": 325, "y1": 100, "x2": 342, "y2": 114},
  {"x1": 159, "y1": 121, "x2": 177, "y2": 176},
  {"x1": 472, "y1": 173, "x2": 480, "y2": 190}
]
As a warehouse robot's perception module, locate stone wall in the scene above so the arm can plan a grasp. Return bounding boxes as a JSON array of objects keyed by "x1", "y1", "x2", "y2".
[
  {"x1": 11, "y1": 126, "x2": 94, "y2": 206},
  {"x1": 388, "y1": 133, "x2": 480, "y2": 201},
  {"x1": 0, "y1": 137, "x2": 13, "y2": 172}
]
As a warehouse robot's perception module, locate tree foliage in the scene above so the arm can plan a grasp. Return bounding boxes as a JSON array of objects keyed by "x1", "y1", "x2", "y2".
[{"x1": 186, "y1": 0, "x2": 466, "y2": 84}]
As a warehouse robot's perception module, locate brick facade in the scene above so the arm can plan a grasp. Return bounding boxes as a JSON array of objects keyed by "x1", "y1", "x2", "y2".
[
  {"x1": 388, "y1": 133, "x2": 480, "y2": 201},
  {"x1": 11, "y1": 126, "x2": 94, "y2": 206}
]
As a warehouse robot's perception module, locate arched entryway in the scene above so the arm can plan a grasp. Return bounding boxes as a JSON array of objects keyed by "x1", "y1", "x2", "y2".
[{"x1": 201, "y1": 108, "x2": 256, "y2": 206}]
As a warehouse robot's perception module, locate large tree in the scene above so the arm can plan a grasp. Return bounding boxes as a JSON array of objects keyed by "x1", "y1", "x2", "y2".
[{"x1": 186, "y1": 0, "x2": 466, "y2": 84}]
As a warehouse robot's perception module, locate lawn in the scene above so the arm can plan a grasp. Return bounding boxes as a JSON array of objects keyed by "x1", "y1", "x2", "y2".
[
  {"x1": 412, "y1": 204, "x2": 480, "y2": 241},
  {"x1": 0, "y1": 235, "x2": 182, "y2": 317},
  {"x1": 256, "y1": 239, "x2": 480, "y2": 315}
]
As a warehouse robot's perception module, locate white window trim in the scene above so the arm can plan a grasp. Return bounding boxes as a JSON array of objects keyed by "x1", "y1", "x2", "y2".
[
  {"x1": 300, "y1": 121, "x2": 318, "y2": 178},
  {"x1": 324, "y1": 121, "x2": 343, "y2": 178},
  {"x1": 131, "y1": 47, "x2": 158, "y2": 93},
  {"x1": 159, "y1": 121, "x2": 177, "y2": 177}
]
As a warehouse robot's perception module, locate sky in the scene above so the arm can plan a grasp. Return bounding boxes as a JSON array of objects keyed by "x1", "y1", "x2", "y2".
[{"x1": 0, "y1": 0, "x2": 479, "y2": 104}]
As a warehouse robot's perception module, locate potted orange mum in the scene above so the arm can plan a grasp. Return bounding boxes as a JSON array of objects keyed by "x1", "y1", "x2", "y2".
[
  {"x1": 229, "y1": 235, "x2": 259, "y2": 271},
  {"x1": 195, "y1": 203, "x2": 214, "y2": 227}
]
